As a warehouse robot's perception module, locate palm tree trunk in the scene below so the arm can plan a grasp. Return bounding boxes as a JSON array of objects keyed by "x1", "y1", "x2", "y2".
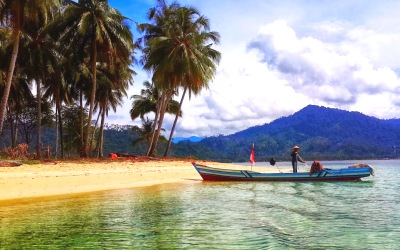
[
  {"x1": 36, "y1": 76, "x2": 42, "y2": 159},
  {"x1": 148, "y1": 89, "x2": 173, "y2": 156},
  {"x1": 57, "y1": 102, "x2": 64, "y2": 159},
  {"x1": 79, "y1": 90, "x2": 84, "y2": 156},
  {"x1": 164, "y1": 87, "x2": 186, "y2": 157},
  {"x1": 146, "y1": 93, "x2": 162, "y2": 156},
  {"x1": 99, "y1": 106, "x2": 106, "y2": 158},
  {"x1": 55, "y1": 95, "x2": 64, "y2": 159},
  {"x1": 55, "y1": 107, "x2": 59, "y2": 158},
  {"x1": 10, "y1": 117, "x2": 16, "y2": 148},
  {"x1": 83, "y1": 38, "x2": 97, "y2": 157},
  {"x1": 147, "y1": 93, "x2": 166, "y2": 156},
  {"x1": 0, "y1": 29, "x2": 20, "y2": 133},
  {"x1": 91, "y1": 111, "x2": 101, "y2": 157},
  {"x1": 8, "y1": 108, "x2": 17, "y2": 148}
]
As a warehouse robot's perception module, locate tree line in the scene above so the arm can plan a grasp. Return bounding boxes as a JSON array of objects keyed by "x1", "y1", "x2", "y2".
[
  {"x1": 0, "y1": 0, "x2": 221, "y2": 159},
  {"x1": 171, "y1": 105, "x2": 400, "y2": 162}
]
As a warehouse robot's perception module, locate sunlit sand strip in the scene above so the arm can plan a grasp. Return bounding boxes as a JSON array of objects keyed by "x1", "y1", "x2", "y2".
[{"x1": 0, "y1": 159, "x2": 293, "y2": 202}]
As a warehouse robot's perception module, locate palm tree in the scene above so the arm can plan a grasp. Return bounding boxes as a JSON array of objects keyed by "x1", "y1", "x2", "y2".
[
  {"x1": 131, "y1": 117, "x2": 167, "y2": 155},
  {"x1": 130, "y1": 80, "x2": 181, "y2": 121},
  {"x1": 0, "y1": 0, "x2": 59, "y2": 133},
  {"x1": 93, "y1": 62, "x2": 134, "y2": 157},
  {"x1": 1, "y1": 67, "x2": 33, "y2": 148},
  {"x1": 51, "y1": 0, "x2": 134, "y2": 157},
  {"x1": 130, "y1": 80, "x2": 181, "y2": 156},
  {"x1": 139, "y1": 3, "x2": 221, "y2": 156},
  {"x1": 162, "y1": 7, "x2": 221, "y2": 156},
  {"x1": 42, "y1": 62, "x2": 69, "y2": 158},
  {"x1": 20, "y1": 8, "x2": 60, "y2": 158},
  {"x1": 138, "y1": 0, "x2": 181, "y2": 156}
]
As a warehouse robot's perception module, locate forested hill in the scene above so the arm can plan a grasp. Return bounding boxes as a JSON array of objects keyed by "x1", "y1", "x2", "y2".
[
  {"x1": 3, "y1": 105, "x2": 399, "y2": 161},
  {"x1": 171, "y1": 105, "x2": 400, "y2": 162}
]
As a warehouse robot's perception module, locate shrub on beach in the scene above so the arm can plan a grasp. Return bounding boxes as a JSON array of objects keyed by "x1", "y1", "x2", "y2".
[{"x1": 1, "y1": 144, "x2": 30, "y2": 159}]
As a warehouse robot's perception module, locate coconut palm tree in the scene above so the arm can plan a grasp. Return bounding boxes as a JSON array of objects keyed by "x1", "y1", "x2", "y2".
[
  {"x1": 50, "y1": 0, "x2": 134, "y2": 157},
  {"x1": 130, "y1": 80, "x2": 181, "y2": 121},
  {"x1": 93, "y1": 62, "x2": 134, "y2": 157},
  {"x1": 42, "y1": 60, "x2": 69, "y2": 158},
  {"x1": 138, "y1": 0, "x2": 182, "y2": 156},
  {"x1": 130, "y1": 80, "x2": 181, "y2": 156},
  {"x1": 1, "y1": 68, "x2": 33, "y2": 148},
  {"x1": 139, "y1": 7, "x2": 172, "y2": 157},
  {"x1": 139, "y1": 3, "x2": 221, "y2": 157},
  {"x1": 20, "y1": 8, "x2": 61, "y2": 158},
  {"x1": 131, "y1": 117, "x2": 167, "y2": 155},
  {"x1": 0, "y1": 0, "x2": 59, "y2": 133},
  {"x1": 162, "y1": 7, "x2": 221, "y2": 156}
]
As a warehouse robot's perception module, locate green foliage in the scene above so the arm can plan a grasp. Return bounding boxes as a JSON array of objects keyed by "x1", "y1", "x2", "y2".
[
  {"x1": 171, "y1": 105, "x2": 400, "y2": 162},
  {"x1": 1, "y1": 105, "x2": 400, "y2": 161},
  {"x1": 62, "y1": 104, "x2": 87, "y2": 157}
]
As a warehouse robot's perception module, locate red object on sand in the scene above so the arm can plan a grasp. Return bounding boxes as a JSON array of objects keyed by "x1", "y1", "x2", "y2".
[{"x1": 110, "y1": 153, "x2": 118, "y2": 159}]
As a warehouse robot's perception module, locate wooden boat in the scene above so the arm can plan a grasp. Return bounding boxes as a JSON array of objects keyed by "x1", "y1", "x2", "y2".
[{"x1": 191, "y1": 162, "x2": 374, "y2": 182}]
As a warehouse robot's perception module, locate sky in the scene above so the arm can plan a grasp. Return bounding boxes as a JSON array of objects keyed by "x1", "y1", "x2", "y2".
[{"x1": 105, "y1": 0, "x2": 400, "y2": 138}]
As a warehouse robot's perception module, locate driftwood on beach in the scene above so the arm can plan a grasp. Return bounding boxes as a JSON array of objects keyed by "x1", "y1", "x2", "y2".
[
  {"x1": 115, "y1": 153, "x2": 160, "y2": 161},
  {"x1": 0, "y1": 160, "x2": 23, "y2": 167}
]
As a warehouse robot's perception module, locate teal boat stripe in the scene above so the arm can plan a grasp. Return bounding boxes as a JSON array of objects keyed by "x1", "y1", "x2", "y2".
[{"x1": 241, "y1": 171, "x2": 252, "y2": 178}]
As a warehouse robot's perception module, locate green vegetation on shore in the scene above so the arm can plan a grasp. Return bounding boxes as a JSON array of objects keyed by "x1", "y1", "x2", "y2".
[
  {"x1": 2, "y1": 105, "x2": 399, "y2": 162},
  {"x1": 171, "y1": 105, "x2": 400, "y2": 162},
  {"x1": 0, "y1": 0, "x2": 220, "y2": 159}
]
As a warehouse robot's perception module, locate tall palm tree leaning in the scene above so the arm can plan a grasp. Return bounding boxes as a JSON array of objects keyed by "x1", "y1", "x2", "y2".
[
  {"x1": 130, "y1": 80, "x2": 181, "y2": 156},
  {"x1": 130, "y1": 80, "x2": 181, "y2": 122},
  {"x1": 131, "y1": 117, "x2": 167, "y2": 153},
  {"x1": 137, "y1": 0, "x2": 180, "y2": 157},
  {"x1": 0, "y1": 0, "x2": 59, "y2": 133},
  {"x1": 162, "y1": 7, "x2": 221, "y2": 157},
  {"x1": 51, "y1": 0, "x2": 134, "y2": 157},
  {"x1": 139, "y1": 2, "x2": 220, "y2": 157}
]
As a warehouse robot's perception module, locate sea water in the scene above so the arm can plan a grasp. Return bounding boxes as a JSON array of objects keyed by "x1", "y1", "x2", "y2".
[{"x1": 0, "y1": 160, "x2": 399, "y2": 249}]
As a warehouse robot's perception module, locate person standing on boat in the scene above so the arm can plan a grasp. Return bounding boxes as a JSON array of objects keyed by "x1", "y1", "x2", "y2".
[{"x1": 291, "y1": 145, "x2": 305, "y2": 173}]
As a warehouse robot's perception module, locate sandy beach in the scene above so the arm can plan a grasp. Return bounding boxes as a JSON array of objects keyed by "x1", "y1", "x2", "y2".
[{"x1": 0, "y1": 158, "x2": 287, "y2": 202}]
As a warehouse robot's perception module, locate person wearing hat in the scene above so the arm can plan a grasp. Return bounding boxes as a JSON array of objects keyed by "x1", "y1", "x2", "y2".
[{"x1": 291, "y1": 145, "x2": 305, "y2": 173}]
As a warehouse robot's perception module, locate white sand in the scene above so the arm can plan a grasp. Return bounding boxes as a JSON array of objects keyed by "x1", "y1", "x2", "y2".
[{"x1": 0, "y1": 158, "x2": 289, "y2": 202}]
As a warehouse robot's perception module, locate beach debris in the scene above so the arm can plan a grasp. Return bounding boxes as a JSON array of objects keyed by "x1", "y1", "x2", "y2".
[
  {"x1": 0, "y1": 160, "x2": 23, "y2": 167},
  {"x1": 110, "y1": 153, "x2": 118, "y2": 159}
]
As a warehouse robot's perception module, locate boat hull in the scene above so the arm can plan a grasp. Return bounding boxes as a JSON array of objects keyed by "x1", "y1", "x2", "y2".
[{"x1": 192, "y1": 162, "x2": 373, "y2": 182}]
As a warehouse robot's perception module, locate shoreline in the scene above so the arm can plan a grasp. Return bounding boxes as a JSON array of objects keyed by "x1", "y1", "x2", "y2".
[{"x1": 0, "y1": 158, "x2": 287, "y2": 203}]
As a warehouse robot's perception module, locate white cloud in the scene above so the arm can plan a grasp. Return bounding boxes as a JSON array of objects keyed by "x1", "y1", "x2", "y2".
[
  {"x1": 106, "y1": 0, "x2": 400, "y2": 138},
  {"x1": 247, "y1": 20, "x2": 400, "y2": 108}
]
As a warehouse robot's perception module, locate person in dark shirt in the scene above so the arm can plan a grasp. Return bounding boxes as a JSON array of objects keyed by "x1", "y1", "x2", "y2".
[{"x1": 291, "y1": 145, "x2": 305, "y2": 173}]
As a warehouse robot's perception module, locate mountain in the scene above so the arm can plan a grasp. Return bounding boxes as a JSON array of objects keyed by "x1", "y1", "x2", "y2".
[
  {"x1": 2, "y1": 105, "x2": 399, "y2": 161},
  {"x1": 170, "y1": 105, "x2": 400, "y2": 162},
  {"x1": 172, "y1": 136, "x2": 203, "y2": 143}
]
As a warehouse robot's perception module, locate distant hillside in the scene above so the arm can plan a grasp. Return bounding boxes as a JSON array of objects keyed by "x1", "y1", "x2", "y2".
[
  {"x1": 171, "y1": 105, "x2": 400, "y2": 162},
  {"x1": 2, "y1": 105, "x2": 399, "y2": 161},
  {"x1": 172, "y1": 136, "x2": 203, "y2": 143}
]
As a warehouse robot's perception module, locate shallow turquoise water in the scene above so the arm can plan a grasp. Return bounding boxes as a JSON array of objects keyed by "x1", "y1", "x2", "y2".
[{"x1": 0, "y1": 160, "x2": 399, "y2": 249}]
